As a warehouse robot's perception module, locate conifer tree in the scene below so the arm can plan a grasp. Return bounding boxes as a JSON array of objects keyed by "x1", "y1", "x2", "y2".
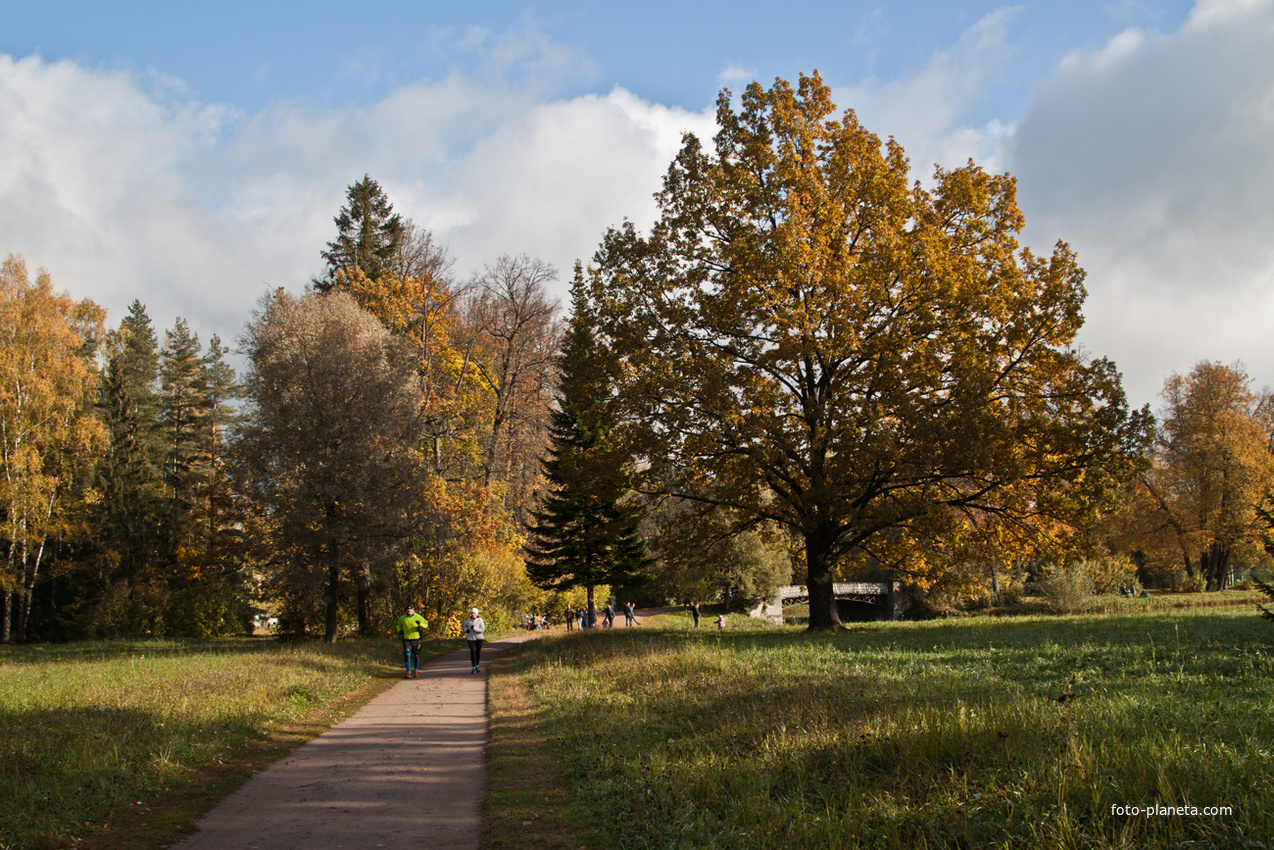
[
  {"x1": 200, "y1": 334, "x2": 242, "y2": 563},
  {"x1": 160, "y1": 318, "x2": 207, "y2": 550},
  {"x1": 524, "y1": 266, "x2": 651, "y2": 622},
  {"x1": 315, "y1": 174, "x2": 405, "y2": 292},
  {"x1": 92, "y1": 300, "x2": 170, "y2": 632}
]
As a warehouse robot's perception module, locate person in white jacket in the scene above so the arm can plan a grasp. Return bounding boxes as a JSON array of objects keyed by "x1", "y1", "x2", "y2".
[{"x1": 463, "y1": 607, "x2": 486, "y2": 673}]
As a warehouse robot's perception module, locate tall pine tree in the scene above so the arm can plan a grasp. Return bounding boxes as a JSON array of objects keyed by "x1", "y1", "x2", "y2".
[{"x1": 524, "y1": 266, "x2": 651, "y2": 622}]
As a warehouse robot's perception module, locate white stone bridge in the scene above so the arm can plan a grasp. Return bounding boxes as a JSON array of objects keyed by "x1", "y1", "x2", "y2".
[{"x1": 748, "y1": 581, "x2": 910, "y2": 623}]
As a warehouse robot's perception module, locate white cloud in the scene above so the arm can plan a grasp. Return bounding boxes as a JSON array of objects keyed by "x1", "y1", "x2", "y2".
[
  {"x1": 0, "y1": 38, "x2": 706, "y2": 351},
  {"x1": 0, "y1": 54, "x2": 266, "y2": 344},
  {"x1": 1005, "y1": 0, "x2": 1274, "y2": 407},
  {"x1": 717, "y1": 64, "x2": 758, "y2": 91},
  {"x1": 436, "y1": 88, "x2": 713, "y2": 288},
  {"x1": 832, "y1": 8, "x2": 1019, "y2": 175}
]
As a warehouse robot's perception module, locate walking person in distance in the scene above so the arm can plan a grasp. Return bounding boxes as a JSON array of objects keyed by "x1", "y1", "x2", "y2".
[{"x1": 463, "y1": 607, "x2": 486, "y2": 673}]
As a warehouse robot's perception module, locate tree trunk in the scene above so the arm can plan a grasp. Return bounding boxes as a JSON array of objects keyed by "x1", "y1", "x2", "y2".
[
  {"x1": 805, "y1": 526, "x2": 843, "y2": 631},
  {"x1": 1200, "y1": 541, "x2": 1231, "y2": 592},
  {"x1": 16, "y1": 536, "x2": 47, "y2": 644},
  {"x1": 355, "y1": 555, "x2": 372, "y2": 636},
  {"x1": 323, "y1": 499, "x2": 342, "y2": 643},
  {"x1": 325, "y1": 554, "x2": 341, "y2": 643}
]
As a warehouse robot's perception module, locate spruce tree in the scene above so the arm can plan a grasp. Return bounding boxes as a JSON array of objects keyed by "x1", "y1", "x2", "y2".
[
  {"x1": 314, "y1": 174, "x2": 404, "y2": 292},
  {"x1": 524, "y1": 266, "x2": 651, "y2": 622},
  {"x1": 160, "y1": 318, "x2": 207, "y2": 550},
  {"x1": 93, "y1": 301, "x2": 170, "y2": 632},
  {"x1": 200, "y1": 334, "x2": 243, "y2": 563}
]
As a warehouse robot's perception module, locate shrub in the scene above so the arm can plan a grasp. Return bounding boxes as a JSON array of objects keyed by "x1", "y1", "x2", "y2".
[
  {"x1": 1037, "y1": 563, "x2": 1095, "y2": 614},
  {"x1": 1080, "y1": 554, "x2": 1138, "y2": 594}
]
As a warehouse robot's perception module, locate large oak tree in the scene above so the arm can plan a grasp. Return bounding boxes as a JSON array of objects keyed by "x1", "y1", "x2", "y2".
[{"x1": 591, "y1": 73, "x2": 1148, "y2": 629}]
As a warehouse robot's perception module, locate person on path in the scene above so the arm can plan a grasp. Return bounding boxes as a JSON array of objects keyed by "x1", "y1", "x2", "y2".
[
  {"x1": 692, "y1": 602, "x2": 701, "y2": 628},
  {"x1": 463, "y1": 607, "x2": 486, "y2": 673},
  {"x1": 565, "y1": 604, "x2": 575, "y2": 632},
  {"x1": 624, "y1": 602, "x2": 640, "y2": 626},
  {"x1": 604, "y1": 603, "x2": 615, "y2": 627},
  {"x1": 396, "y1": 604, "x2": 429, "y2": 678}
]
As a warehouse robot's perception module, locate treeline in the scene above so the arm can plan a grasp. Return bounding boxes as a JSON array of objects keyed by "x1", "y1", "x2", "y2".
[
  {"x1": 0, "y1": 258, "x2": 243, "y2": 642},
  {"x1": 7, "y1": 78, "x2": 1274, "y2": 641},
  {"x1": 1, "y1": 175, "x2": 576, "y2": 642}
]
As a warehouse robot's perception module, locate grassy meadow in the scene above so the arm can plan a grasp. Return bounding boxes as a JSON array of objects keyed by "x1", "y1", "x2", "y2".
[
  {"x1": 0, "y1": 636, "x2": 448, "y2": 850},
  {"x1": 488, "y1": 604, "x2": 1274, "y2": 849}
]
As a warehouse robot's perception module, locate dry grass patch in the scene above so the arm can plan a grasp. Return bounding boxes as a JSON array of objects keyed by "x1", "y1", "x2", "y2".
[
  {"x1": 0, "y1": 637, "x2": 454, "y2": 850},
  {"x1": 483, "y1": 651, "x2": 582, "y2": 850}
]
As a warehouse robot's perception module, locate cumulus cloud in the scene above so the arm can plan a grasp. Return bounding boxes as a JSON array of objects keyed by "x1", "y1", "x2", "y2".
[
  {"x1": 1005, "y1": 0, "x2": 1274, "y2": 406},
  {"x1": 831, "y1": 8, "x2": 1018, "y2": 175},
  {"x1": 436, "y1": 89, "x2": 713, "y2": 287},
  {"x1": 0, "y1": 38, "x2": 707, "y2": 349},
  {"x1": 0, "y1": 54, "x2": 310, "y2": 346}
]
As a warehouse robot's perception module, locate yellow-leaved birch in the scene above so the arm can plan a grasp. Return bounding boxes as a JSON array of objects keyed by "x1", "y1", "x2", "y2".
[{"x1": 0, "y1": 254, "x2": 105, "y2": 642}]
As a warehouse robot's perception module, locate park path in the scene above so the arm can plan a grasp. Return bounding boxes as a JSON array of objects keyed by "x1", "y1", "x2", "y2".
[
  {"x1": 168, "y1": 610, "x2": 669, "y2": 850},
  {"x1": 169, "y1": 637, "x2": 529, "y2": 850}
]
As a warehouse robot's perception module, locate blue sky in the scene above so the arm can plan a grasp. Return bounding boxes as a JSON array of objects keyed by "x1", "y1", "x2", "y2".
[{"x1": 1, "y1": 0, "x2": 1270, "y2": 407}]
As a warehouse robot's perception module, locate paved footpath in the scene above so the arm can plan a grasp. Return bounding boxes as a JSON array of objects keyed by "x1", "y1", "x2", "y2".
[{"x1": 170, "y1": 638, "x2": 528, "y2": 850}]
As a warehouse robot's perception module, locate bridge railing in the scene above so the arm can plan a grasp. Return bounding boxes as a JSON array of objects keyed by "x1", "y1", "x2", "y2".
[{"x1": 749, "y1": 581, "x2": 909, "y2": 623}]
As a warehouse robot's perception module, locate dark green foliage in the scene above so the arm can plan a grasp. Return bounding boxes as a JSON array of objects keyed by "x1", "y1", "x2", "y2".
[
  {"x1": 92, "y1": 301, "x2": 170, "y2": 611},
  {"x1": 36, "y1": 306, "x2": 250, "y2": 640},
  {"x1": 524, "y1": 268, "x2": 652, "y2": 615},
  {"x1": 160, "y1": 318, "x2": 207, "y2": 546},
  {"x1": 1254, "y1": 575, "x2": 1274, "y2": 621},
  {"x1": 314, "y1": 174, "x2": 405, "y2": 291}
]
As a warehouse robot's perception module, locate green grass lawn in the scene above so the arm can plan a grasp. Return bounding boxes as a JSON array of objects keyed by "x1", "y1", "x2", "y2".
[
  {"x1": 490, "y1": 605, "x2": 1274, "y2": 849},
  {"x1": 0, "y1": 636, "x2": 454, "y2": 850},
  {"x1": 6, "y1": 608, "x2": 1271, "y2": 850}
]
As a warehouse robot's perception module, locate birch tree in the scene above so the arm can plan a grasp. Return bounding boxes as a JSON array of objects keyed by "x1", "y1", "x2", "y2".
[{"x1": 0, "y1": 254, "x2": 104, "y2": 642}]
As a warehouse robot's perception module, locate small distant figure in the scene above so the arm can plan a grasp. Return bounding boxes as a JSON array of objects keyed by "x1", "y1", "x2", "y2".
[
  {"x1": 396, "y1": 604, "x2": 429, "y2": 678},
  {"x1": 565, "y1": 604, "x2": 575, "y2": 632},
  {"x1": 605, "y1": 603, "x2": 616, "y2": 627},
  {"x1": 624, "y1": 602, "x2": 639, "y2": 626},
  {"x1": 463, "y1": 607, "x2": 486, "y2": 674},
  {"x1": 717, "y1": 613, "x2": 726, "y2": 632},
  {"x1": 692, "y1": 602, "x2": 701, "y2": 628}
]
